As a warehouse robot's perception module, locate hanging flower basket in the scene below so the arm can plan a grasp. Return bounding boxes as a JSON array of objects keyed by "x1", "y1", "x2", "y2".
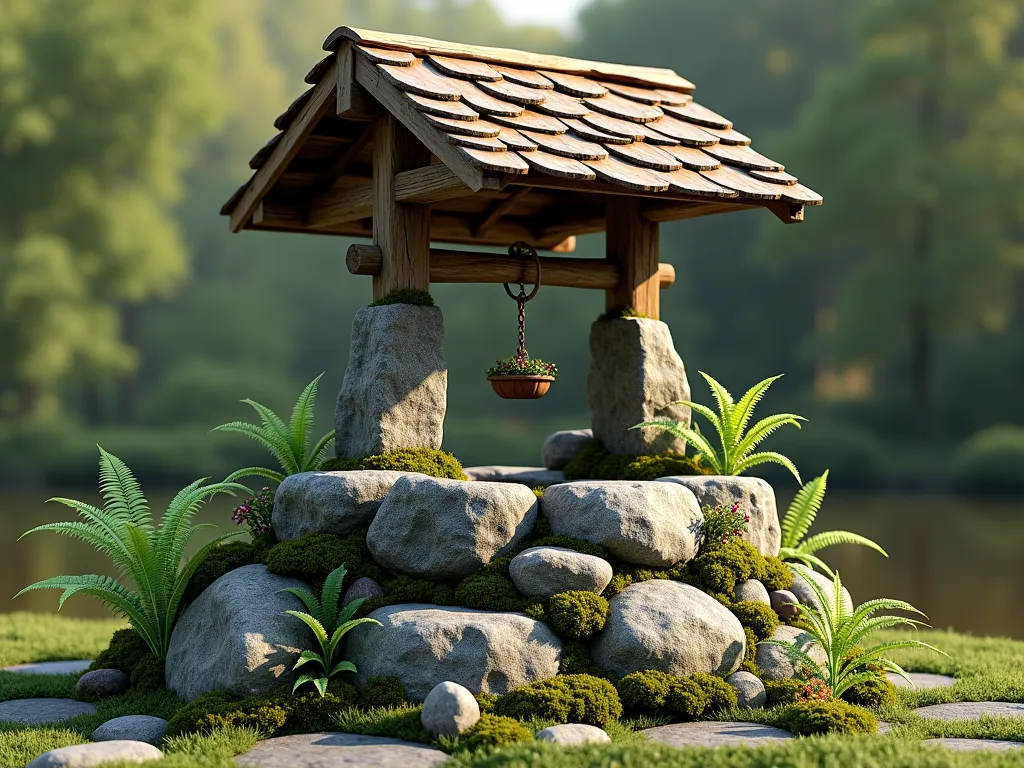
[{"x1": 486, "y1": 356, "x2": 558, "y2": 400}]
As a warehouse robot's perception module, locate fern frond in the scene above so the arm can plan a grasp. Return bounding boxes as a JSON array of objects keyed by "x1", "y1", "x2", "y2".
[
  {"x1": 330, "y1": 660, "x2": 357, "y2": 677},
  {"x1": 224, "y1": 466, "x2": 285, "y2": 484},
  {"x1": 242, "y1": 399, "x2": 299, "y2": 474},
  {"x1": 731, "y1": 413, "x2": 806, "y2": 463},
  {"x1": 634, "y1": 419, "x2": 722, "y2": 472},
  {"x1": 309, "y1": 432, "x2": 336, "y2": 471},
  {"x1": 698, "y1": 371, "x2": 736, "y2": 456},
  {"x1": 731, "y1": 375, "x2": 783, "y2": 440},
  {"x1": 285, "y1": 610, "x2": 329, "y2": 644},
  {"x1": 778, "y1": 548, "x2": 835, "y2": 575},
  {"x1": 320, "y1": 564, "x2": 348, "y2": 629},
  {"x1": 798, "y1": 530, "x2": 888, "y2": 557},
  {"x1": 293, "y1": 650, "x2": 326, "y2": 672},
  {"x1": 97, "y1": 447, "x2": 150, "y2": 528},
  {"x1": 281, "y1": 587, "x2": 324, "y2": 622},
  {"x1": 328, "y1": 617, "x2": 382, "y2": 657},
  {"x1": 732, "y1": 451, "x2": 802, "y2": 483},
  {"x1": 780, "y1": 472, "x2": 828, "y2": 549},
  {"x1": 289, "y1": 375, "x2": 323, "y2": 469}
]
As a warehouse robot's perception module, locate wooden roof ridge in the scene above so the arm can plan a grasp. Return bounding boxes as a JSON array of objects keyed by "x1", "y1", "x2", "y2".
[{"x1": 324, "y1": 26, "x2": 696, "y2": 92}]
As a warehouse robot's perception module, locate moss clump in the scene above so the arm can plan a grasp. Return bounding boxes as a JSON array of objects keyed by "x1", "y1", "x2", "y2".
[
  {"x1": 761, "y1": 556, "x2": 795, "y2": 592},
  {"x1": 604, "y1": 562, "x2": 684, "y2": 597},
  {"x1": 528, "y1": 534, "x2": 608, "y2": 560},
  {"x1": 523, "y1": 600, "x2": 547, "y2": 623},
  {"x1": 547, "y1": 591, "x2": 609, "y2": 640},
  {"x1": 129, "y1": 656, "x2": 166, "y2": 691},
  {"x1": 495, "y1": 674, "x2": 622, "y2": 727},
  {"x1": 739, "y1": 627, "x2": 760, "y2": 674},
  {"x1": 731, "y1": 600, "x2": 779, "y2": 641},
  {"x1": 90, "y1": 627, "x2": 151, "y2": 675},
  {"x1": 599, "y1": 307, "x2": 649, "y2": 320},
  {"x1": 616, "y1": 670, "x2": 737, "y2": 720},
  {"x1": 474, "y1": 692, "x2": 498, "y2": 715},
  {"x1": 559, "y1": 642, "x2": 608, "y2": 678},
  {"x1": 369, "y1": 288, "x2": 436, "y2": 307},
  {"x1": 842, "y1": 675, "x2": 898, "y2": 708},
  {"x1": 459, "y1": 713, "x2": 533, "y2": 751},
  {"x1": 764, "y1": 678, "x2": 803, "y2": 707},
  {"x1": 358, "y1": 575, "x2": 457, "y2": 617},
  {"x1": 361, "y1": 677, "x2": 408, "y2": 709},
  {"x1": 777, "y1": 700, "x2": 878, "y2": 735},
  {"x1": 683, "y1": 540, "x2": 793, "y2": 602},
  {"x1": 320, "y1": 448, "x2": 467, "y2": 480},
  {"x1": 531, "y1": 486, "x2": 545, "y2": 499},
  {"x1": 286, "y1": 683, "x2": 360, "y2": 732},
  {"x1": 454, "y1": 557, "x2": 522, "y2": 612},
  {"x1": 183, "y1": 541, "x2": 262, "y2": 604},
  {"x1": 265, "y1": 530, "x2": 383, "y2": 585},
  {"x1": 563, "y1": 440, "x2": 710, "y2": 481}
]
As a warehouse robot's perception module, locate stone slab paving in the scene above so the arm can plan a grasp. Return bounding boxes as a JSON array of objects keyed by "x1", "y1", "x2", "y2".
[
  {"x1": 643, "y1": 721, "x2": 796, "y2": 748},
  {"x1": 3, "y1": 660, "x2": 92, "y2": 675},
  {"x1": 234, "y1": 733, "x2": 449, "y2": 768},
  {"x1": 463, "y1": 466, "x2": 566, "y2": 487},
  {"x1": 887, "y1": 672, "x2": 957, "y2": 689},
  {"x1": 916, "y1": 702, "x2": 1024, "y2": 721},
  {"x1": 0, "y1": 698, "x2": 96, "y2": 725},
  {"x1": 922, "y1": 738, "x2": 1024, "y2": 752}
]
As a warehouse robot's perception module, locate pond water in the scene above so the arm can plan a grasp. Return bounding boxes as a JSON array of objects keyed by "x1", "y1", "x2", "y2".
[{"x1": 1, "y1": 490, "x2": 1022, "y2": 640}]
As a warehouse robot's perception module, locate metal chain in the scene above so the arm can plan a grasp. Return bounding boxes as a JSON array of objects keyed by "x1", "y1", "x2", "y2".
[
  {"x1": 503, "y1": 241, "x2": 541, "y2": 361},
  {"x1": 517, "y1": 289, "x2": 527, "y2": 360}
]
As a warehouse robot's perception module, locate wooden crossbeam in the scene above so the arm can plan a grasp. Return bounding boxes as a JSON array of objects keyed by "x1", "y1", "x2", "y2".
[
  {"x1": 346, "y1": 244, "x2": 675, "y2": 291},
  {"x1": 474, "y1": 188, "x2": 531, "y2": 237}
]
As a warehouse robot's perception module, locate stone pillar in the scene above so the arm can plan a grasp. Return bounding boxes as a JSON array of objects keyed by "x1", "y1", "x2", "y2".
[
  {"x1": 335, "y1": 304, "x2": 447, "y2": 458},
  {"x1": 587, "y1": 316, "x2": 691, "y2": 455}
]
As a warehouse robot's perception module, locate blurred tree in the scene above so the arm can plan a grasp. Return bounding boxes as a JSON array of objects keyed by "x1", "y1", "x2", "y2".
[
  {"x1": 759, "y1": 0, "x2": 1024, "y2": 436},
  {"x1": 0, "y1": 0, "x2": 221, "y2": 418}
]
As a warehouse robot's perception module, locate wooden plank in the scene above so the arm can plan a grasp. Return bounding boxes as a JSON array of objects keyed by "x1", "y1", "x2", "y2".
[
  {"x1": 249, "y1": 133, "x2": 282, "y2": 169},
  {"x1": 372, "y1": 113, "x2": 432, "y2": 300},
  {"x1": 661, "y1": 101, "x2": 732, "y2": 129},
  {"x1": 336, "y1": 42, "x2": 379, "y2": 120},
  {"x1": 305, "y1": 55, "x2": 334, "y2": 84},
  {"x1": 541, "y1": 70, "x2": 608, "y2": 98},
  {"x1": 490, "y1": 110, "x2": 567, "y2": 135},
  {"x1": 347, "y1": 244, "x2": 676, "y2": 290},
  {"x1": 599, "y1": 81, "x2": 664, "y2": 104},
  {"x1": 495, "y1": 125, "x2": 537, "y2": 152},
  {"x1": 327, "y1": 27, "x2": 697, "y2": 91},
  {"x1": 655, "y1": 167, "x2": 738, "y2": 198},
  {"x1": 702, "y1": 126, "x2": 751, "y2": 146},
  {"x1": 355, "y1": 51, "x2": 486, "y2": 191},
  {"x1": 665, "y1": 145, "x2": 721, "y2": 171},
  {"x1": 357, "y1": 45, "x2": 417, "y2": 65},
  {"x1": 493, "y1": 66, "x2": 553, "y2": 89},
  {"x1": 780, "y1": 183, "x2": 823, "y2": 205},
  {"x1": 645, "y1": 114, "x2": 718, "y2": 146},
  {"x1": 459, "y1": 146, "x2": 530, "y2": 174},
  {"x1": 445, "y1": 76, "x2": 524, "y2": 116},
  {"x1": 749, "y1": 169, "x2": 799, "y2": 186},
  {"x1": 584, "y1": 156, "x2": 669, "y2": 193},
  {"x1": 584, "y1": 93, "x2": 663, "y2": 123},
  {"x1": 561, "y1": 117, "x2": 632, "y2": 145},
  {"x1": 447, "y1": 132, "x2": 507, "y2": 151},
  {"x1": 307, "y1": 121, "x2": 375, "y2": 198},
  {"x1": 406, "y1": 92, "x2": 479, "y2": 120},
  {"x1": 605, "y1": 197, "x2": 661, "y2": 318},
  {"x1": 606, "y1": 142, "x2": 682, "y2": 172},
  {"x1": 379, "y1": 61, "x2": 461, "y2": 100},
  {"x1": 427, "y1": 54, "x2": 501, "y2": 81},
  {"x1": 654, "y1": 89, "x2": 694, "y2": 106},
  {"x1": 521, "y1": 151, "x2": 597, "y2": 180},
  {"x1": 474, "y1": 188, "x2": 532, "y2": 236},
  {"x1": 253, "y1": 199, "x2": 372, "y2": 236},
  {"x1": 230, "y1": 59, "x2": 338, "y2": 232},
  {"x1": 642, "y1": 199, "x2": 753, "y2": 223},
  {"x1": 580, "y1": 112, "x2": 645, "y2": 141},
  {"x1": 532, "y1": 89, "x2": 592, "y2": 118},
  {"x1": 425, "y1": 114, "x2": 501, "y2": 137},
  {"x1": 274, "y1": 87, "x2": 313, "y2": 130},
  {"x1": 701, "y1": 165, "x2": 783, "y2": 199},
  {"x1": 477, "y1": 79, "x2": 548, "y2": 106},
  {"x1": 703, "y1": 143, "x2": 785, "y2": 171},
  {"x1": 307, "y1": 180, "x2": 375, "y2": 228},
  {"x1": 521, "y1": 131, "x2": 608, "y2": 160},
  {"x1": 394, "y1": 164, "x2": 482, "y2": 204}
]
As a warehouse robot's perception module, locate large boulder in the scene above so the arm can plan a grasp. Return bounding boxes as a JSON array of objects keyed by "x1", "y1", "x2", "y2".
[
  {"x1": 790, "y1": 568, "x2": 853, "y2": 614},
  {"x1": 509, "y1": 546, "x2": 613, "y2": 598},
  {"x1": 587, "y1": 317, "x2": 691, "y2": 455},
  {"x1": 755, "y1": 625, "x2": 827, "y2": 681},
  {"x1": 335, "y1": 304, "x2": 447, "y2": 458},
  {"x1": 656, "y1": 476, "x2": 781, "y2": 556},
  {"x1": 92, "y1": 716, "x2": 168, "y2": 746},
  {"x1": 367, "y1": 476, "x2": 538, "y2": 580},
  {"x1": 272, "y1": 470, "x2": 412, "y2": 541},
  {"x1": 27, "y1": 741, "x2": 162, "y2": 768},
  {"x1": 541, "y1": 429, "x2": 593, "y2": 470},
  {"x1": 345, "y1": 605, "x2": 563, "y2": 700},
  {"x1": 542, "y1": 481, "x2": 701, "y2": 567},
  {"x1": 165, "y1": 565, "x2": 310, "y2": 701},
  {"x1": 591, "y1": 580, "x2": 745, "y2": 678}
]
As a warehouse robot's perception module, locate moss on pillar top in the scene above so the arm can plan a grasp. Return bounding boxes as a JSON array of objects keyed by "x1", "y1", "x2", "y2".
[{"x1": 369, "y1": 289, "x2": 436, "y2": 307}]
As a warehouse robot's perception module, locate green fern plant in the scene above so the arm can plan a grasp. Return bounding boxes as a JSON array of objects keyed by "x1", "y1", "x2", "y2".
[
  {"x1": 281, "y1": 563, "x2": 381, "y2": 697},
  {"x1": 759, "y1": 566, "x2": 945, "y2": 698},
  {"x1": 779, "y1": 470, "x2": 888, "y2": 574},
  {"x1": 633, "y1": 372, "x2": 805, "y2": 482},
  {"x1": 215, "y1": 373, "x2": 334, "y2": 484},
  {"x1": 15, "y1": 448, "x2": 247, "y2": 659}
]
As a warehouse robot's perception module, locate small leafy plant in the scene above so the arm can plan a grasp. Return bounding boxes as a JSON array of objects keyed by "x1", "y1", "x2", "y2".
[
  {"x1": 232, "y1": 487, "x2": 274, "y2": 539},
  {"x1": 779, "y1": 471, "x2": 888, "y2": 573},
  {"x1": 700, "y1": 503, "x2": 750, "y2": 549},
  {"x1": 633, "y1": 372, "x2": 805, "y2": 482},
  {"x1": 759, "y1": 566, "x2": 945, "y2": 698},
  {"x1": 215, "y1": 373, "x2": 334, "y2": 484},
  {"x1": 16, "y1": 448, "x2": 246, "y2": 659},
  {"x1": 486, "y1": 355, "x2": 558, "y2": 378},
  {"x1": 280, "y1": 563, "x2": 381, "y2": 697}
]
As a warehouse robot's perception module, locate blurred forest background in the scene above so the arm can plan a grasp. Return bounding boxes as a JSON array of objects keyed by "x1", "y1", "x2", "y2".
[{"x1": 2, "y1": 0, "x2": 1024, "y2": 493}]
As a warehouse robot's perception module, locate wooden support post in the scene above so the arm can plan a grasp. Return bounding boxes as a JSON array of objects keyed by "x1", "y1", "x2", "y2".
[
  {"x1": 372, "y1": 114, "x2": 431, "y2": 301},
  {"x1": 605, "y1": 198, "x2": 661, "y2": 319}
]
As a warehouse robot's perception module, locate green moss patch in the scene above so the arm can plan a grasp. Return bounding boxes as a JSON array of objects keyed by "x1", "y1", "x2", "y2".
[
  {"x1": 183, "y1": 541, "x2": 263, "y2": 604},
  {"x1": 616, "y1": 670, "x2": 737, "y2": 721},
  {"x1": 361, "y1": 677, "x2": 408, "y2": 709},
  {"x1": 494, "y1": 674, "x2": 622, "y2": 727},
  {"x1": 87, "y1": 627, "x2": 164, "y2": 692},
  {"x1": 369, "y1": 288, "x2": 436, "y2": 307},
  {"x1": 546, "y1": 591, "x2": 609, "y2": 640},
  {"x1": 264, "y1": 530, "x2": 383, "y2": 585},
  {"x1": 321, "y1": 448, "x2": 467, "y2": 480},
  {"x1": 777, "y1": 699, "x2": 879, "y2": 735},
  {"x1": 563, "y1": 441, "x2": 710, "y2": 481}
]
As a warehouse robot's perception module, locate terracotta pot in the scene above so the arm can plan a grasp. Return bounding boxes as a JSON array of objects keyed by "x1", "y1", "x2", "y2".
[{"x1": 487, "y1": 375, "x2": 555, "y2": 400}]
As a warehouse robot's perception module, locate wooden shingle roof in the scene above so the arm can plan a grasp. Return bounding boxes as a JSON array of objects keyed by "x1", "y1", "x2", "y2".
[{"x1": 222, "y1": 27, "x2": 821, "y2": 250}]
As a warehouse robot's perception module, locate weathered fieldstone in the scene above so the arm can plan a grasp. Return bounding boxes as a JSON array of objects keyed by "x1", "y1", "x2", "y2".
[
  {"x1": 509, "y1": 546, "x2": 613, "y2": 598},
  {"x1": 790, "y1": 568, "x2": 853, "y2": 614},
  {"x1": 587, "y1": 317, "x2": 691, "y2": 455},
  {"x1": 756, "y1": 625, "x2": 827, "y2": 681},
  {"x1": 770, "y1": 589, "x2": 800, "y2": 619},
  {"x1": 727, "y1": 671, "x2": 766, "y2": 708},
  {"x1": 335, "y1": 304, "x2": 446, "y2": 458},
  {"x1": 591, "y1": 581, "x2": 745, "y2": 678},
  {"x1": 887, "y1": 672, "x2": 956, "y2": 689},
  {"x1": 92, "y1": 716, "x2": 168, "y2": 746},
  {"x1": 542, "y1": 481, "x2": 701, "y2": 567},
  {"x1": 916, "y1": 702, "x2": 1024, "y2": 721},
  {"x1": 735, "y1": 579, "x2": 771, "y2": 605},
  {"x1": 367, "y1": 476, "x2": 538, "y2": 580},
  {"x1": 74, "y1": 669, "x2": 129, "y2": 700},
  {"x1": 235, "y1": 733, "x2": 449, "y2": 768},
  {"x1": 463, "y1": 466, "x2": 566, "y2": 488},
  {"x1": 536, "y1": 724, "x2": 610, "y2": 745},
  {"x1": 343, "y1": 576, "x2": 384, "y2": 605},
  {"x1": 165, "y1": 564, "x2": 310, "y2": 701},
  {"x1": 644, "y1": 721, "x2": 795, "y2": 747},
  {"x1": 656, "y1": 476, "x2": 781, "y2": 556},
  {"x1": 3, "y1": 660, "x2": 91, "y2": 675},
  {"x1": 272, "y1": 470, "x2": 413, "y2": 541},
  {"x1": 26, "y1": 741, "x2": 162, "y2": 767},
  {"x1": 420, "y1": 681, "x2": 480, "y2": 736},
  {"x1": 0, "y1": 698, "x2": 96, "y2": 725},
  {"x1": 345, "y1": 605, "x2": 563, "y2": 699},
  {"x1": 541, "y1": 429, "x2": 593, "y2": 470}
]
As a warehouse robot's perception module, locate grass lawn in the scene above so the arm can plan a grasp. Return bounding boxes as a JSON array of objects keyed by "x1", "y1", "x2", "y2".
[{"x1": 1, "y1": 616, "x2": 1023, "y2": 768}]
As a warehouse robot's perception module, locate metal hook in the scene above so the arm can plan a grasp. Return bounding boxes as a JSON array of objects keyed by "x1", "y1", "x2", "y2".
[{"x1": 502, "y1": 241, "x2": 541, "y2": 302}]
